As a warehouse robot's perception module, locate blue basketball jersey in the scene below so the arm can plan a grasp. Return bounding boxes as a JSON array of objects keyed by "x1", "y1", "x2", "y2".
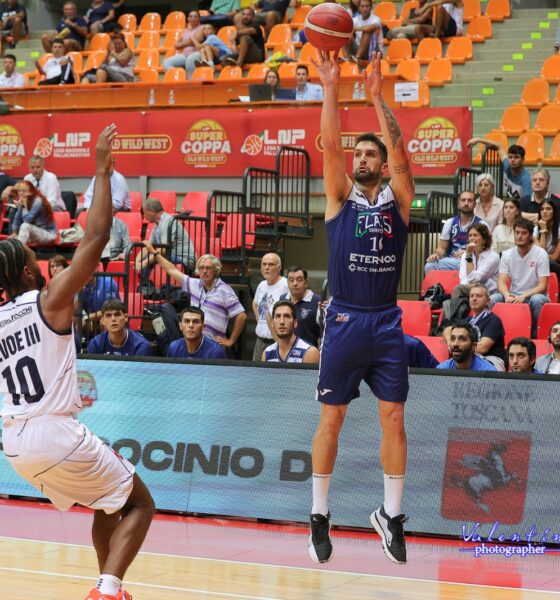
[
  {"x1": 264, "y1": 337, "x2": 312, "y2": 363},
  {"x1": 326, "y1": 185, "x2": 407, "y2": 308}
]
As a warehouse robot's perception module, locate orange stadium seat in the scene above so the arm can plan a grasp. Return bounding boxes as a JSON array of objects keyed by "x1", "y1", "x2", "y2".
[
  {"x1": 191, "y1": 66, "x2": 214, "y2": 81},
  {"x1": 485, "y1": 0, "x2": 511, "y2": 21},
  {"x1": 163, "y1": 11, "x2": 186, "y2": 31},
  {"x1": 386, "y1": 38, "x2": 412, "y2": 65},
  {"x1": 471, "y1": 130, "x2": 508, "y2": 165},
  {"x1": 138, "y1": 67, "x2": 159, "y2": 83},
  {"x1": 291, "y1": 5, "x2": 311, "y2": 26},
  {"x1": 89, "y1": 33, "x2": 110, "y2": 52},
  {"x1": 147, "y1": 190, "x2": 177, "y2": 213},
  {"x1": 516, "y1": 132, "x2": 546, "y2": 164},
  {"x1": 540, "y1": 55, "x2": 560, "y2": 85},
  {"x1": 67, "y1": 51, "x2": 83, "y2": 75},
  {"x1": 399, "y1": 0, "x2": 420, "y2": 22},
  {"x1": 138, "y1": 12, "x2": 161, "y2": 32},
  {"x1": 374, "y1": 2, "x2": 398, "y2": 28},
  {"x1": 533, "y1": 104, "x2": 560, "y2": 136},
  {"x1": 278, "y1": 62, "x2": 297, "y2": 81},
  {"x1": 463, "y1": 0, "x2": 482, "y2": 22},
  {"x1": 396, "y1": 58, "x2": 421, "y2": 82},
  {"x1": 365, "y1": 59, "x2": 390, "y2": 77},
  {"x1": 420, "y1": 270, "x2": 460, "y2": 297},
  {"x1": 398, "y1": 300, "x2": 432, "y2": 336},
  {"x1": 518, "y1": 77, "x2": 549, "y2": 109},
  {"x1": 543, "y1": 133, "x2": 560, "y2": 166},
  {"x1": 415, "y1": 38, "x2": 442, "y2": 64},
  {"x1": 246, "y1": 63, "x2": 270, "y2": 81},
  {"x1": 134, "y1": 50, "x2": 160, "y2": 73},
  {"x1": 163, "y1": 67, "x2": 186, "y2": 83},
  {"x1": 340, "y1": 61, "x2": 360, "y2": 79},
  {"x1": 137, "y1": 31, "x2": 160, "y2": 50},
  {"x1": 218, "y1": 65, "x2": 242, "y2": 80},
  {"x1": 537, "y1": 304, "x2": 560, "y2": 339},
  {"x1": 466, "y1": 15, "x2": 493, "y2": 41},
  {"x1": 498, "y1": 105, "x2": 529, "y2": 136},
  {"x1": 122, "y1": 31, "x2": 135, "y2": 49},
  {"x1": 163, "y1": 29, "x2": 182, "y2": 50},
  {"x1": 118, "y1": 13, "x2": 137, "y2": 32},
  {"x1": 424, "y1": 57, "x2": 452, "y2": 86},
  {"x1": 266, "y1": 24, "x2": 292, "y2": 49},
  {"x1": 82, "y1": 51, "x2": 106, "y2": 74},
  {"x1": 299, "y1": 43, "x2": 320, "y2": 64},
  {"x1": 445, "y1": 37, "x2": 473, "y2": 64},
  {"x1": 415, "y1": 335, "x2": 450, "y2": 363},
  {"x1": 401, "y1": 81, "x2": 430, "y2": 107},
  {"x1": 492, "y1": 303, "x2": 531, "y2": 345},
  {"x1": 217, "y1": 26, "x2": 236, "y2": 46},
  {"x1": 273, "y1": 43, "x2": 296, "y2": 59}
]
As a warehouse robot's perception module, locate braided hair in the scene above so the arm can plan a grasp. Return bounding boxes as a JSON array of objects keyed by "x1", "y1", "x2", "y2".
[{"x1": 0, "y1": 238, "x2": 28, "y2": 300}]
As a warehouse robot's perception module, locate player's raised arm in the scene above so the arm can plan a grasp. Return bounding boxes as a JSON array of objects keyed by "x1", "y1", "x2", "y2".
[
  {"x1": 41, "y1": 124, "x2": 116, "y2": 331},
  {"x1": 316, "y1": 50, "x2": 353, "y2": 220},
  {"x1": 366, "y1": 53, "x2": 415, "y2": 221}
]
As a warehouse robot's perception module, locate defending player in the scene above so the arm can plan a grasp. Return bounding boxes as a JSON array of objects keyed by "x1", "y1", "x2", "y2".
[
  {"x1": 0, "y1": 125, "x2": 154, "y2": 600},
  {"x1": 308, "y1": 52, "x2": 415, "y2": 565}
]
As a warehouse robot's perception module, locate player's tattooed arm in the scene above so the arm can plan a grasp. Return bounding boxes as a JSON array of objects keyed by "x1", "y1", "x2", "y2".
[{"x1": 380, "y1": 96, "x2": 403, "y2": 151}]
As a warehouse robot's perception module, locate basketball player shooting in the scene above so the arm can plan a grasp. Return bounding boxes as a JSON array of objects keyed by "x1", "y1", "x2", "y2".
[
  {"x1": 308, "y1": 52, "x2": 415, "y2": 565},
  {"x1": 0, "y1": 125, "x2": 154, "y2": 600}
]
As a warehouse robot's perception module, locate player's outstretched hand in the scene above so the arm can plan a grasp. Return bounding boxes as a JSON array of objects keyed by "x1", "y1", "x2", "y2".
[
  {"x1": 313, "y1": 50, "x2": 340, "y2": 87},
  {"x1": 364, "y1": 51, "x2": 383, "y2": 98},
  {"x1": 96, "y1": 124, "x2": 117, "y2": 174}
]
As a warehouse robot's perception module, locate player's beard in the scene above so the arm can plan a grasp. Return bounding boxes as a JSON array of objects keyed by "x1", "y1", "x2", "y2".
[
  {"x1": 276, "y1": 331, "x2": 292, "y2": 340},
  {"x1": 354, "y1": 167, "x2": 380, "y2": 185}
]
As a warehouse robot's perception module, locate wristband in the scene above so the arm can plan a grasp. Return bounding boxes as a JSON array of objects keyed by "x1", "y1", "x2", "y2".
[{"x1": 465, "y1": 254, "x2": 473, "y2": 263}]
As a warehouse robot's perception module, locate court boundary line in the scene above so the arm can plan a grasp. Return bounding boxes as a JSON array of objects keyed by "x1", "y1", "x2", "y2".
[{"x1": 1, "y1": 535, "x2": 559, "y2": 595}]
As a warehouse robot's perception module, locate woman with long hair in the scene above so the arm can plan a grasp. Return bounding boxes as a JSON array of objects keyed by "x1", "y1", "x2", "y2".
[
  {"x1": 473, "y1": 172, "x2": 504, "y2": 232},
  {"x1": 460, "y1": 222, "x2": 500, "y2": 296},
  {"x1": 534, "y1": 199, "x2": 560, "y2": 277},
  {"x1": 491, "y1": 197, "x2": 520, "y2": 255},
  {"x1": 11, "y1": 180, "x2": 57, "y2": 245},
  {"x1": 264, "y1": 69, "x2": 280, "y2": 100}
]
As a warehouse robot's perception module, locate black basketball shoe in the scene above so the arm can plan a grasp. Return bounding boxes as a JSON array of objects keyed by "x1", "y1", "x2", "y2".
[
  {"x1": 371, "y1": 505, "x2": 408, "y2": 564},
  {"x1": 308, "y1": 512, "x2": 333, "y2": 563}
]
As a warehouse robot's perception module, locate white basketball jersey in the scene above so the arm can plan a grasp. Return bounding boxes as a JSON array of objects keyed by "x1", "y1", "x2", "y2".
[{"x1": 0, "y1": 290, "x2": 81, "y2": 421}]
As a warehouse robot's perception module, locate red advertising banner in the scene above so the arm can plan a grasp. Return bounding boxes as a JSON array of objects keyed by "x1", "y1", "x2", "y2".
[{"x1": 0, "y1": 106, "x2": 471, "y2": 178}]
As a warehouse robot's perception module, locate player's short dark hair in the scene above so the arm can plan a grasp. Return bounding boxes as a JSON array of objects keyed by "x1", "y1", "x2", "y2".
[
  {"x1": 52, "y1": 38, "x2": 65, "y2": 47},
  {"x1": 354, "y1": 133, "x2": 388, "y2": 164},
  {"x1": 287, "y1": 266, "x2": 308, "y2": 280},
  {"x1": 508, "y1": 144, "x2": 525, "y2": 158},
  {"x1": 0, "y1": 238, "x2": 28, "y2": 301},
  {"x1": 179, "y1": 306, "x2": 205, "y2": 322},
  {"x1": 450, "y1": 321, "x2": 478, "y2": 344},
  {"x1": 101, "y1": 299, "x2": 127, "y2": 314},
  {"x1": 272, "y1": 300, "x2": 296, "y2": 319},
  {"x1": 513, "y1": 216, "x2": 534, "y2": 236},
  {"x1": 4, "y1": 53, "x2": 16, "y2": 61},
  {"x1": 507, "y1": 336, "x2": 536, "y2": 360},
  {"x1": 296, "y1": 63, "x2": 309, "y2": 75}
]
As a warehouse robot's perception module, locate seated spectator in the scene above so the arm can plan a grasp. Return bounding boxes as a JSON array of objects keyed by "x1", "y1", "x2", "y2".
[
  {"x1": 79, "y1": 272, "x2": 120, "y2": 339},
  {"x1": 263, "y1": 68, "x2": 281, "y2": 99},
  {"x1": 535, "y1": 321, "x2": 560, "y2": 374},
  {"x1": 459, "y1": 223, "x2": 500, "y2": 298},
  {"x1": 347, "y1": 0, "x2": 360, "y2": 17},
  {"x1": 85, "y1": 0, "x2": 115, "y2": 35},
  {"x1": 520, "y1": 168, "x2": 560, "y2": 224},
  {"x1": 82, "y1": 157, "x2": 130, "y2": 212},
  {"x1": 167, "y1": 307, "x2": 227, "y2": 359},
  {"x1": 437, "y1": 322, "x2": 497, "y2": 371},
  {"x1": 473, "y1": 173, "x2": 503, "y2": 232},
  {"x1": 0, "y1": 0, "x2": 26, "y2": 48},
  {"x1": 200, "y1": 0, "x2": 240, "y2": 30},
  {"x1": 468, "y1": 139, "x2": 531, "y2": 201},
  {"x1": 0, "y1": 53, "x2": 24, "y2": 87},
  {"x1": 87, "y1": 299, "x2": 152, "y2": 356},
  {"x1": 142, "y1": 247, "x2": 247, "y2": 346},
  {"x1": 251, "y1": 0, "x2": 290, "y2": 39},
  {"x1": 163, "y1": 11, "x2": 205, "y2": 79},
  {"x1": 36, "y1": 39, "x2": 76, "y2": 85},
  {"x1": 81, "y1": 32, "x2": 134, "y2": 84},
  {"x1": 263, "y1": 300, "x2": 319, "y2": 363},
  {"x1": 48, "y1": 254, "x2": 69, "y2": 279},
  {"x1": 507, "y1": 337, "x2": 540, "y2": 374},
  {"x1": 194, "y1": 23, "x2": 233, "y2": 69},
  {"x1": 534, "y1": 199, "x2": 560, "y2": 277},
  {"x1": 495, "y1": 217, "x2": 549, "y2": 337},
  {"x1": 42, "y1": 1, "x2": 88, "y2": 53},
  {"x1": 491, "y1": 197, "x2": 521, "y2": 255},
  {"x1": 280, "y1": 265, "x2": 321, "y2": 347},
  {"x1": 23, "y1": 155, "x2": 66, "y2": 212},
  {"x1": 349, "y1": 0, "x2": 383, "y2": 65},
  {"x1": 100, "y1": 206, "x2": 131, "y2": 264},
  {"x1": 136, "y1": 197, "x2": 196, "y2": 276},
  {"x1": 222, "y1": 7, "x2": 265, "y2": 68},
  {"x1": 467, "y1": 284, "x2": 506, "y2": 371},
  {"x1": 425, "y1": 190, "x2": 482, "y2": 273},
  {"x1": 295, "y1": 64, "x2": 323, "y2": 102},
  {"x1": 404, "y1": 334, "x2": 439, "y2": 368},
  {"x1": 387, "y1": 0, "x2": 432, "y2": 40},
  {"x1": 11, "y1": 181, "x2": 57, "y2": 245},
  {"x1": 415, "y1": 0, "x2": 464, "y2": 40}
]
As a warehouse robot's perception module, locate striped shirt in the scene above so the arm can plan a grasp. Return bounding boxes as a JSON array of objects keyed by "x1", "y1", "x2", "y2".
[{"x1": 180, "y1": 276, "x2": 245, "y2": 339}]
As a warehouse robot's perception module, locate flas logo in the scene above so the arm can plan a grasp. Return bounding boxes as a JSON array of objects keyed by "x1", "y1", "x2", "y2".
[
  {"x1": 77, "y1": 370, "x2": 97, "y2": 408},
  {"x1": 181, "y1": 119, "x2": 230, "y2": 167},
  {"x1": 242, "y1": 129, "x2": 305, "y2": 156},
  {"x1": 407, "y1": 117, "x2": 461, "y2": 167},
  {"x1": 34, "y1": 132, "x2": 91, "y2": 159},
  {"x1": 0, "y1": 124, "x2": 25, "y2": 168}
]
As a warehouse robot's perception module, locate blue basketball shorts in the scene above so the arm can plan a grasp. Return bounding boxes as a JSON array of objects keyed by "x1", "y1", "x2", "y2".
[{"x1": 316, "y1": 301, "x2": 409, "y2": 405}]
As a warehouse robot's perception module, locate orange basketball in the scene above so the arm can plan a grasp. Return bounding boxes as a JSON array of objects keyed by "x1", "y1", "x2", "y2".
[
  {"x1": 241, "y1": 134, "x2": 263, "y2": 156},
  {"x1": 304, "y1": 4, "x2": 354, "y2": 52},
  {"x1": 34, "y1": 137, "x2": 53, "y2": 158}
]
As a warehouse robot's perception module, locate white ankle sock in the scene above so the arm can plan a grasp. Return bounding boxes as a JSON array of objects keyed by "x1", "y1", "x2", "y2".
[
  {"x1": 311, "y1": 473, "x2": 331, "y2": 516},
  {"x1": 96, "y1": 574, "x2": 122, "y2": 596},
  {"x1": 383, "y1": 473, "x2": 405, "y2": 518}
]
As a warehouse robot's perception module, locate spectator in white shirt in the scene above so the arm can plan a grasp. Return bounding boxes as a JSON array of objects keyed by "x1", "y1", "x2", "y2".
[
  {"x1": 349, "y1": 0, "x2": 383, "y2": 65},
  {"x1": 459, "y1": 222, "x2": 500, "y2": 302},
  {"x1": 82, "y1": 157, "x2": 130, "y2": 211},
  {"x1": 473, "y1": 172, "x2": 503, "y2": 233},
  {"x1": 23, "y1": 155, "x2": 66, "y2": 211},
  {"x1": 491, "y1": 197, "x2": 521, "y2": 255},
  {"x1": 0, "y1": 53, "x2": 24, "y2": 88},
  {"x1": 36, "y1": 39, "x2": 75, "y2": 85},
  {"x1": 295, "y1": 64, "x2": 323, "y2": 101}
]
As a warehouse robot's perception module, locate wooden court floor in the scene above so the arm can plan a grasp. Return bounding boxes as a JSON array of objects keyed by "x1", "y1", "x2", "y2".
[{"x1": 1, "y1": 500, "x2": 559, "y2": 600}]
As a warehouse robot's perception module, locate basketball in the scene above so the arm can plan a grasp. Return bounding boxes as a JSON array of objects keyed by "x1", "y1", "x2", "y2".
[{"x1": 304, "y1": 4, "x2": 354, "y2": 52}]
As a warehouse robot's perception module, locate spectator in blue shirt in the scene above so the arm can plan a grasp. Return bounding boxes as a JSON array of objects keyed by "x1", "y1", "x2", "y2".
[
  {"x1": 0, "y1": 0, "x2": 27, "y2": 47},
  {"x1": 404, "y1": 335, "x2": 439, "y2": 368},
  {"x1": 295, "y1": 64, "x2": 324, "y2": 102},
  {"x1": 87, "y1": 299, "x2": 152, "y2": 356},
  {"x1": 42, "y1": 1, "x2": 88, "y2": 52},
  {"x1": 80, "y1": 272, "x2": 120, "y2": 320},
  {"x1": 507, "y1": 337, "x2": 541, "y2": 374},
  {"x1": 167, "y1": 306, "x2": 227, "y2": 359},
  {"x1": 437, "y1": 323, "x2": 497, "y2": 371}
]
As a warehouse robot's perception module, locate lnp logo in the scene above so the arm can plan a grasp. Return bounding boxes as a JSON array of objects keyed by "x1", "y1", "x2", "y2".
[
  {"x1": 34, "y1": 132, "x2": 91, "y2": 159},
  {"x1": 242, "y1": 129, "x2": 305, "y2": 156}
]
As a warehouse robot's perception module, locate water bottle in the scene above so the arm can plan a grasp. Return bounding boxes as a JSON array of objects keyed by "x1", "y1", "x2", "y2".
[
  {"x1": 168, "y1": 89, "x2": 175, "y2": 106},
  {"x1": 352, "y1": 81, "x2": 361, "y2": 100},
  {"x1": 148, "y1": 88, "x2": 155, "y2": 106}
]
